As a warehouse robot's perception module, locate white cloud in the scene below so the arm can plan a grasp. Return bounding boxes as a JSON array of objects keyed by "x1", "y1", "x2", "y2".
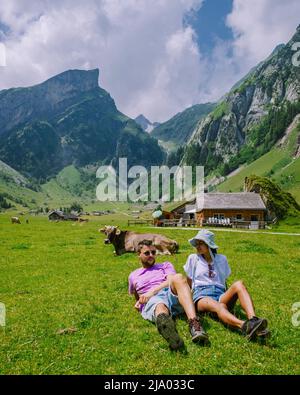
[
  {"x1": 0, "y1": 0, "x2": 205, "y2": 122},
  {"x1": 0, "y1": 0, "x2": 299, "y2": 122},
  {"x1": 190, "y1": 0, "x2": 300, "y2": 108},
  {"x1": 227, "y1": 0, "x2": 300, "y2": 67}
]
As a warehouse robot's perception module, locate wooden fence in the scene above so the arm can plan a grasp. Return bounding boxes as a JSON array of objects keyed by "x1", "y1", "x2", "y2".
[{"x1": 128, "y1": 219, "x2": 154, "y2": 226}]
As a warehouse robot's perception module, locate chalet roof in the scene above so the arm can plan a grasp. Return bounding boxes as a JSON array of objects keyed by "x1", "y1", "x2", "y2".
[
  {"x1": 170, "y1": 199, "x2": 196, "y2": 212},
  {"x1": 48, "y1": 210, "x2": 78, "y2": 219},
  {"x1": 48, "y1": 210, "x2": 64, "y2": 217},
  {"x1": 196, "y1": 193, "x2": 267, "y2": 211},
  {"x1": 64, "y1": 213, "x2": 79, "y2": 220}
]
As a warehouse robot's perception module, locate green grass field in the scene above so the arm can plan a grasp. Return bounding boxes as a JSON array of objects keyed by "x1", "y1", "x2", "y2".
[{"x1": 0, "y1": 213, "x2": 299, "y2": 375}]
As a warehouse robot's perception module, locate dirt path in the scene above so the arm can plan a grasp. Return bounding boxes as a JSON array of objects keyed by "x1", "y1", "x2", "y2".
[{"x1": 148, "y1": 226, "x2": 300, "y2": 236}]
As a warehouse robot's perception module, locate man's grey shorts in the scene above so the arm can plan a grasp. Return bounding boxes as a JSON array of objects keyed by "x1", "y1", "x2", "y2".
[{"x1": 141, "y1": 287, "x2": 184, "y2": 322}]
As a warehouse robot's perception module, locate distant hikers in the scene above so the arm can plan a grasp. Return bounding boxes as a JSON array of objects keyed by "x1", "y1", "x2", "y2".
[
  {"x1": 184, "y1": 230, "x2": 270, "y2": 340},
  {"x1": 128, "y1": 240, "x2": 208, "y2": 351}
]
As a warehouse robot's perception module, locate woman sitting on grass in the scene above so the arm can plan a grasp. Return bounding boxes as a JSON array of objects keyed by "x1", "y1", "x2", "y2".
[{"x1": 184, "y1": 230, "x2": 270, "y2": 341}]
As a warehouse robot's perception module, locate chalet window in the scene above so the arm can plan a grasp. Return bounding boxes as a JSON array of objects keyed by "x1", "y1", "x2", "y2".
[
  {"x1": 236, "y1": 214, "x2": 242, "y2": 220},
  {"x1": 213, "y1": 213, "x2": 225, "y2": 220}
]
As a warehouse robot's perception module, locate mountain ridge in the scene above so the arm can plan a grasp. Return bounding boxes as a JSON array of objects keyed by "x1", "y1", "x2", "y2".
[
  {"x1": 182, "y1": 25, "x2": 300, "y2": 176},
  {"x1": 0, "y1": 68, "x2": 164, "y2": 180}
]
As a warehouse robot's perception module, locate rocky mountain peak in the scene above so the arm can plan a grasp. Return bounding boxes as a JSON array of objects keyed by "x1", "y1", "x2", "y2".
[
  {"x1": 41, "y1": 68, "x2": 100, "y2": 93},
  {"x1": 134, "y1": 114, "x2": 158, "y2": 133},
  {"x1": 0, "y1": 68, "x2": 102, "y2": 135}
]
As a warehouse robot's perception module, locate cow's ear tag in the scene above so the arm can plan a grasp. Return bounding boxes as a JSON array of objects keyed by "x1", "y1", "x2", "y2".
[{"x1": 116, "y1": 229, "x2": 121, "y2": 235}]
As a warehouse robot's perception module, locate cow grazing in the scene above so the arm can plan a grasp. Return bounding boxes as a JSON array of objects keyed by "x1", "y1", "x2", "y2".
[
  {"x1": 99, "y1": 225, "x2": 179, "y2": 256},
  {"x1": 78, "y1": 218, "x2": 89, "y2": 223},
  {"x1": 11, "y1": 217, "x2": 21, "y2": 224}
]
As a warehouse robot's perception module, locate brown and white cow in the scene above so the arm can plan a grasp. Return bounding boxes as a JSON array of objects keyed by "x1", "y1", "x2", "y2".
[
  {"x1": 11, "y1": 217, "x2": 21, "y2": 224},
  {"x1": 99, "y1": 225, "x2": 179, "y2": 256}
]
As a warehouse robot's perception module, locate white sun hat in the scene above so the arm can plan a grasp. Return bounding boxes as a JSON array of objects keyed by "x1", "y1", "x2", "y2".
[{"x1": 188, "y1": 230, "x2": 218, "y2": 249}]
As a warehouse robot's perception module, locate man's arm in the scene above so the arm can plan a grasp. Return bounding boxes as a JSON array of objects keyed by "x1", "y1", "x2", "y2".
[
  {"x1": 133, "y1": 289, "x2": 139, "y2": 301},
  {"x1": 138, "y1": 274, "x2": 175, "y2": 305},
  {"x1": 133, "y1": 289, "x2": 142, "y2": 311}
]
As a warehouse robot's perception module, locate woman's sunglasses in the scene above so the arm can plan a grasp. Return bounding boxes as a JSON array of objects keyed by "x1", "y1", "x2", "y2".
[
  {"x1": 208, "y1": 264, "x2": 216, "y2": 278},
  {"x1": 143, "y1": 250, "x2": 157, "y2": 256}
]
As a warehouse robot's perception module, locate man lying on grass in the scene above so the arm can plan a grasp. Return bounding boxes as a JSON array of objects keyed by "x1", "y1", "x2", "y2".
[
  {"x1": 128, "y1": 240, "x2": 208, "y2": 350},
  {"x1": 184, "y1": 230, "x2": 270, "y2": 341}
]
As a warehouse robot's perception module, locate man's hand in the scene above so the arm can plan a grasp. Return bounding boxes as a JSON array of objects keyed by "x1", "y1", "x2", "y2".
[{"x1": 139, "y1": 291, "x2": 155, "y2": 305}]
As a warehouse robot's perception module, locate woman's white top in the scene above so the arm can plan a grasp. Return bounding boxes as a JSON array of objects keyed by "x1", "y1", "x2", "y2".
[{"x1": 183, "y1": 253, "x2": 231, "y2": 290}]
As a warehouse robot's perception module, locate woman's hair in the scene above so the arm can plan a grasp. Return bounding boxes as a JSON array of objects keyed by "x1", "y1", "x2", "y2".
[{"x1": 211, "y1": 248, "x2": 217, "y2": 256}]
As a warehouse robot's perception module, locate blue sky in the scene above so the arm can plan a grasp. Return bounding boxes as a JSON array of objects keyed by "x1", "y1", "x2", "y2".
[
  {"x1": 0, "y1": 0, "x2": 299, "y2": 122},
  {"x1": 185, "y1": 0, "x2": 234, "y2": 56}
]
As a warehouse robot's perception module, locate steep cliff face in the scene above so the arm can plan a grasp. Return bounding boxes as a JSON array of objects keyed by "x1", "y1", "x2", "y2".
[
  {"x1": 0, "y1": 69, "x2": 103, "y2": 136},
  {"x1": 184, "y1": 25, "x2": 300, "y2": 172},
  {"x1": 244, "y1": 175, "x2": 300, "y2": 219},
  {"x1": 0, "y1": 69, "x2": 164, "y2": 179}
]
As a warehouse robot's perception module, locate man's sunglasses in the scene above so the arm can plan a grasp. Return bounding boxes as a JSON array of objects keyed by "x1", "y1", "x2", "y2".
[{"x1": 143, "y1": 250, "x2": 157, "y2": 256}]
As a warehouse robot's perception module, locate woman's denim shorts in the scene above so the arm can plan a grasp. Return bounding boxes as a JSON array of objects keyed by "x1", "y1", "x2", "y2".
[
  {"x1": 141, "y1": 287, "x2": 184, "y2": 322},
  {"x1": 193, "y1": 285, "x2": 226, "y2": 304}
]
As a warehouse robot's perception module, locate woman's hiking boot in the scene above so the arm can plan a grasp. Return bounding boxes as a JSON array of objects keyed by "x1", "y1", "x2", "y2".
[
  {"x1": 156, "y1": 313, "x2": 184, "y2": 351},
  {"x1": 241, "y1": 316, "x2": 268, "y2": 340},
  {"x1": 188, "y1": 317, "x2": 209, "y2": 344},
  {"x1": 257, "y1": 327, "x2": 271, "y2": 339}
]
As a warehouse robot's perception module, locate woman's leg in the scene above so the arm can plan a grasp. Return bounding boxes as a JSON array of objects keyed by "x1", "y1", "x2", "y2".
[
  {"x1": 219, "y1": 280, "x2": 256, "y2": 319},
  {"x1": 196, "y1": 297, "x2": 244, "y2": 329}
]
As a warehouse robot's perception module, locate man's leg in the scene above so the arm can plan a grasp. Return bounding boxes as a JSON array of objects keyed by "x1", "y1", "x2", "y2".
[
  {"x1": 154, "y1": 303, "x2": 184, "y2": 351},
  {"x1": 154, "y1": 303, "x2": 169, "y2": 316},
  {"x1": 169, "y1": 274, "x2": 197, "y2": 319},
  {"x1": 169, "y1": 274, "x2": 209, "y2": 344}
]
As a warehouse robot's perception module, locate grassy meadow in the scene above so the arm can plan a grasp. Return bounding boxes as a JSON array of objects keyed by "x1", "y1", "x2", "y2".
[{"x1": 0, "y1": 212, "x2": 299, "y2": 375}]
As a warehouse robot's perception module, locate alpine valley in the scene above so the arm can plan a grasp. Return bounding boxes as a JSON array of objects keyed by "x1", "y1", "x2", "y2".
[{"x1": 1, "y1": 26, "x2": 300, "y2": 211}]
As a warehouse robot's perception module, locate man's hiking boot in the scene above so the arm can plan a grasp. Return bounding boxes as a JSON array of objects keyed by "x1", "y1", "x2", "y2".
[
  {"x1": 156, "y1": 313, "x2": 184, "y2": 351},
  {"x1": 188, "y1": 317, "x2": 209, "y2": 344},
  {"x1": 241, "y1": 316, "x2": 268, "y2": 340}
]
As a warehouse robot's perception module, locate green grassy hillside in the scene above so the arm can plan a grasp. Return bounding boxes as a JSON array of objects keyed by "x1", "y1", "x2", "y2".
[
  {"x1": 0, "y1": 214, "x2": 299, "y2": 374},
  {"x1": 216, "y1": 121, "x2": 300, "y2": 204}
]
